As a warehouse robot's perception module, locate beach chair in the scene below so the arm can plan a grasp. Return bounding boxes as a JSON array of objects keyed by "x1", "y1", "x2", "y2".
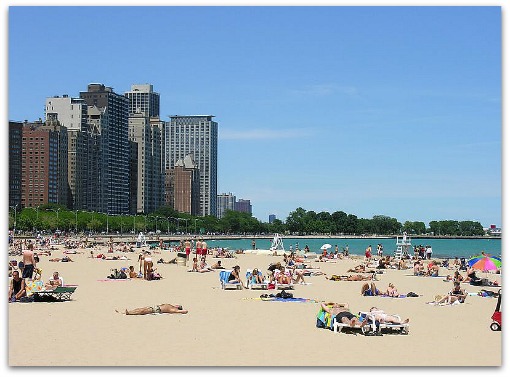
[
  {"x1": 360, "y1": 311, "x2": 410, "y2": 335},
  {"x1": 246, "y1": 269, "x2": 268, "y2": 290},
  {"x1": 333, "y1": 312, "x2": 376, "y2": 335},
  {"x1": 219, "y1": 270, "x2": 242, "y2": 290},
  {"x1": 33, "y1": 286, "x2": 77, "y2": 302}
]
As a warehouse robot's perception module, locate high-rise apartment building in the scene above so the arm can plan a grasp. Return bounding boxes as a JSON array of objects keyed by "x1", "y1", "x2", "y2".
[
  {"x1": 9, "y1": 121, "x2": 23, "y2": 209},
  {"x1": 166, "y1": 115, "x2": 218, "y2": 217},
  {"x1": 45, "y1": 95, "x2": 89, "y2": 209},
  {"x1": 217, "y1": 192, "x2": 236, "y2": 219},
  {"x1": 80, "y1": 83, "x2": 130, "y2": 214},
  {"x1": 128, "y1": 112, "x2": 164, "y2": 214},
  {"x1": 19, "y1": 120, "x2": 68, "y2": 209},
  {"x1": 125, "y1": 84, "x2": 160, "y2": 118},
  {"x1": 166, "y1": 155, "x2": 200, "y2": 215},
  {"x1": 235, "y1": 199, "x2": 252, "y2": 215}
]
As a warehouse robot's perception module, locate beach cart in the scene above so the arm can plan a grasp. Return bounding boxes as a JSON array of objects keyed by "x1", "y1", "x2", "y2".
[{"x1": 490, "y1": 289, "x2": 501, "y2": 331}]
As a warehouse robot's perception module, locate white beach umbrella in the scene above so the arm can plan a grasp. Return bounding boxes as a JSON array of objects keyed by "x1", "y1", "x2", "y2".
[{"x1": 321, "y1": 243, "x2": 332, "y2": 250}]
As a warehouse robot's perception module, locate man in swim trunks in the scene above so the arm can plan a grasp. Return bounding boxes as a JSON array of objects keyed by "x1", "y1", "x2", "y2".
[
  {"x1": 119, "y1": 303, "x2": 188, "y2": 315},
  {"x1": 320, "y1": 302, "x2": 367, "y2": 327},
  {"x1": 201, "y1": 240, "x2": 207, "y2": 257},
  {"x1": 195, "y1": 239, "x2": 202, "y2": 258},
  {"x1": 185, "y1": 240, "x2": 191, "y2": 262}
]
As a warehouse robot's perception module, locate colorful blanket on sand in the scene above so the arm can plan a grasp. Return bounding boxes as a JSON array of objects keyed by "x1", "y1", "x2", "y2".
[{"x1": 243, "y1": 297, "x2": 320, "y2": 303}]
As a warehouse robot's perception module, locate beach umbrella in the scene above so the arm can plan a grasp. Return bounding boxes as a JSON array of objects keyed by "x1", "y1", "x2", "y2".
[
  {"x1": 468, "y1": 255, "x2": 501, "y2": 271},
  {"x1": 321, "y1": 244, "x2": 332, "y2": 250}
]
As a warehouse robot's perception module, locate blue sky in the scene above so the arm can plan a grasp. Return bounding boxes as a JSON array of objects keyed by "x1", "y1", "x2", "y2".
[{"x1": 6, "y1": 5, "x2": 502, "y2": 227}]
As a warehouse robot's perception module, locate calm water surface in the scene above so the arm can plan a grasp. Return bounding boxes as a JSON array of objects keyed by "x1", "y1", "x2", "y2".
[{"x1": 202, "y1": 237, "x2": 501, "y2": 259}]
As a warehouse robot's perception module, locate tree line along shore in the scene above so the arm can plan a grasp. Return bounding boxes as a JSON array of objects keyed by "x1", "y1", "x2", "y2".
[{"x1": 9, "y1": 204, "x2": 491, "y2": 238}]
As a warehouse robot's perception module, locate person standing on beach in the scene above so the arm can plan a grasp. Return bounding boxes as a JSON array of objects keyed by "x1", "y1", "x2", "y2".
[
  {"x1": 185, "y1": 240, "x2": 191, "y2": 262},
  {"x1": 22, "y1": 242, "x2": 36, "y2": 280},
  {"x1": 196, "y1": 239, "x2": 202, "y2": 259},
  {"x1": 252, "y1": 240, "x2": 256, "y2": 250},
  {"x1": 365, "y1": 245, "x2": 372, "y2": 262},
  {"x1": 201, "y1": 240, "x2": 208, "y2": 258}
]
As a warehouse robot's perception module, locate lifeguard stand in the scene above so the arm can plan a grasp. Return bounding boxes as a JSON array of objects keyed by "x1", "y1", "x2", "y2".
[
  {"x1": 394, "y1": 233, "x2": 412, "y2": 260},
  {"x1": 269, "y1": 233, "x2": 285, "y2": 253}
]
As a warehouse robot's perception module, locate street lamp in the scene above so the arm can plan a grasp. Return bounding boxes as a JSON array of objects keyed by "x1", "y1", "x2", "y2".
[
  {"x1": 166, "y1": 217, "x2": 172, "y2": 234},
  {"x1": 180, "y1": 218, "x2": 189, "y2": 234},
  {"x1": 132, "y1": 215, "x2": 136, "y2": 234},
  {"x1": 46, "y1": 208, "x2": 61, "y2": 230}
]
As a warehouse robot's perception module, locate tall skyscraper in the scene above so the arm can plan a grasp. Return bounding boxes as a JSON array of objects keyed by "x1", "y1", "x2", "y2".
[
  {"x1": 80, "y1": 83, "x2": 130, "y2": 214},
  {"x1": 125, "y1": 84, "x2": 160, "y2": 117},
  {"x1": 166, "y1": 115, "x2": 218, "y2": 217},
  {"x1": 128, "y1": 112, "x2": 164, "y2": 214},
  {"x1": 217, "y1": 192, "x2": 236, "y2": 219},
  {"x1": 45, "y1": 95, "x2": 89, "y2": 209}
]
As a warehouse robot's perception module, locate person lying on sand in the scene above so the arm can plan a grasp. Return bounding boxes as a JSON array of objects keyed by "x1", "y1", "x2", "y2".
[
  {"x1": 430, "y1": 281, "x2": 467, "y2": 305},
  {"x1": 326, "y1": 274, "x2": 375, "y2": 281},
  {"x1": 116, "y1": 303, "x2": 188, "y2": 315},
  {"x1": 347, "y1": 264, "x2": 375, "y2": 273},
  {"x1": 320, "y1": 302, "x2": 367, "y2": 327}
]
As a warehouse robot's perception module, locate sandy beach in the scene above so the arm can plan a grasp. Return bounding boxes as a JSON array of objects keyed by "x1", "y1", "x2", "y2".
[{"x1": 8, "y1": 240, "x2": 502, "y2": 367}]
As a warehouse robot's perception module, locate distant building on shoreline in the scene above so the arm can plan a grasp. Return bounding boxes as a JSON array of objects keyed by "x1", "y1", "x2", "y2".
[
  {"x1": 235, "y1": 199, "x2": 252, "y2": 215},
  {"x1": 269, "y1": 214, "x2": 276, "y2": 223},
  {"x1": 217, "y1": 192, "x2": 236, "y2": 219}
]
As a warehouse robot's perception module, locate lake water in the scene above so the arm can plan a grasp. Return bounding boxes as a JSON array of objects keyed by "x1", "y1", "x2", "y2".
[{"x1": 203, "y1": 237, "x2": 501, "y2": 259}]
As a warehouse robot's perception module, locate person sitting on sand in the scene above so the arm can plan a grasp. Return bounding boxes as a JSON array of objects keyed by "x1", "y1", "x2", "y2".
[
  {"x1": 188, "y1": 257, "x2": 199, "y2": 272},
  {"x1": 431, "y1": 281, "x2": 467, "y2": 305},
  {"x1": 369, "y1": 307, "x2": 409, "y2": 324},
  {"x1": 8, "y1": 270, "x2": 26, "y2": 302},
  {"x1": 117, "y1": 303, "x2": 188, "y2": 315},
  {"x1": 361, "y1": 282, "x2": 382, "y2": 296},
  {"x1": 466, "y1": 267, "x2": 482, "y2": 285},
  {"x1": 128, "y1": 265, "x2": 141, "y2": 278},
  {"x1": 197, "y1": 257, "x2": 213, "y2": 273},
  {"x1": 44, "y1": 271, "x2": 63, "y2": 290},
  {"x1": 413, "y1": 261, "x2": 425, "y2": 276},
  {"x1": 386, "y1": 282, "x2": 399, "y2": 297},
  {"x1": 320, "y1": 302, "x2": 367, "y2": 327}
]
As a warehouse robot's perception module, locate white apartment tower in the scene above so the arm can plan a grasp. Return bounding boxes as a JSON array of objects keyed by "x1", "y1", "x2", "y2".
[
  {"x1": 45, "y1": 95, "x2": 89, "y2": 209},
  {"x1": 166, "y1": 115, "x2": 218, "y2": 217}
]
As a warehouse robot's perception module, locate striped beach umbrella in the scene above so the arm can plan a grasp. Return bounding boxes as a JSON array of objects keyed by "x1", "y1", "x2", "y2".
[{"x1": 468, "y1": 255, "x2": 501, "y2": 271}]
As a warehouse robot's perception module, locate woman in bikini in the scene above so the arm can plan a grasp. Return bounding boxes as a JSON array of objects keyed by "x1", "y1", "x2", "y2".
[{"x1": 228, "y1": 265, "x2": 244, "y2": 287}]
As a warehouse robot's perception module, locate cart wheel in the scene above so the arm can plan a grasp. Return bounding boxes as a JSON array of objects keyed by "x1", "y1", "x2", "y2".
[
  {"x1": 401, "y1": 328, "x2": 409, "y2": 335},
  {"x1": 490, "y1": 322, "x2": 501, "y2": 331}
]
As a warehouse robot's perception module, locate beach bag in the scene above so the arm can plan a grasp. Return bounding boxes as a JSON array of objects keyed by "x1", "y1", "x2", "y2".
[{"x1": 407, "y1": 292, "x2": 419, "y2": 297}]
